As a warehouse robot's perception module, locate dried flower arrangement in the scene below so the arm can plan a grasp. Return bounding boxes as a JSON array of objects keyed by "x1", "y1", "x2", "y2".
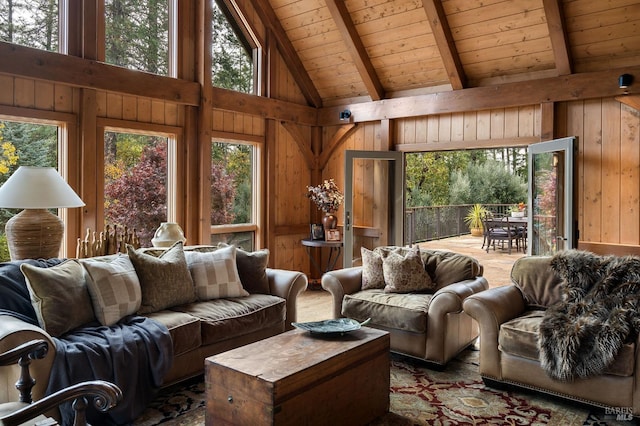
[{"x1": 306, "y1": 179, "x2": 344, "y2": 213}]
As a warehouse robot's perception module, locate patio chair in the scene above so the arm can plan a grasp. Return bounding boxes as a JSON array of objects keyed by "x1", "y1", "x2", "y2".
[{"x1": 482, "y1": 215, "x2": 521, "y2": 254}]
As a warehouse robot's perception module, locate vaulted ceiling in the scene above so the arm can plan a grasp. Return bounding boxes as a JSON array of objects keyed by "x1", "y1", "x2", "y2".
[{"x1": 258, "y1": 0, "x2": 640, "y2": 108}]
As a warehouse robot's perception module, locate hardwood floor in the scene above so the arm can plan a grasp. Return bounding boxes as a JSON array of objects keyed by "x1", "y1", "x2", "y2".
[{"x1": 296, "y1": 289, "x2": 333, "y2": 322}]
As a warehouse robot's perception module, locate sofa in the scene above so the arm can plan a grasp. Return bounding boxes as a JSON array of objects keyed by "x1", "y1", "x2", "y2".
[
  {"x1": 321, "y1": 246, "x2": 488, "y2": 366},
  {"x1": 463, "y1": 250, "x2": 640, "y2": 416},
  {"x1": 0, "y1": 242, "x2": 307, "y2": 424}
]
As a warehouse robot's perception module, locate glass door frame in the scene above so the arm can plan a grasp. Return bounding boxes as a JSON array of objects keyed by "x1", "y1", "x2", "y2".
[
  {"x1": 343, "y1": 150, "x2": 404, "y2": 267},
  {"x1": 527, "y1": 137, "x2": 577, "y2": 255}
]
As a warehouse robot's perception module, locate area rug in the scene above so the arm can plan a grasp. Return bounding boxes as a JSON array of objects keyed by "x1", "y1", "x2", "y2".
[{"x1": 133, "y1": 347, "x2": 636, "y2": 425}]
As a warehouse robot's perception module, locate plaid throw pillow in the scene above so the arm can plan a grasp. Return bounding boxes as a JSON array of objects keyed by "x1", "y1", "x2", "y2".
[{"x1": 82, "y1": 254, "x2": 142, "y2": 326}]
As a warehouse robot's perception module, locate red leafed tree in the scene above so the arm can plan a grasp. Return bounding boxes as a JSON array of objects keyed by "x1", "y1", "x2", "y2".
[
  {"x1": 210, "y1": 161, "x2": 236, "y2": 225},
  {"x1": 105, "y1": 143, "x2": 167, "y2": 245}
]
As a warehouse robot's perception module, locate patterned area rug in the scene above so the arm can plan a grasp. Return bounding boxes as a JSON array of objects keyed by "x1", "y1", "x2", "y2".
[{"x1": 133, "y1": 347, "x2": 637, "y2": 425}]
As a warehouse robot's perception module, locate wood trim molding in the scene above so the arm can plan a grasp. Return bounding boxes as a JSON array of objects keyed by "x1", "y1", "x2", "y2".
[
  {"x1": 578, "y1": 241, "x2": 640, "y2": 257},
  {"x1": 616, "y1": 95, "x2": 640, "y2": 111}
]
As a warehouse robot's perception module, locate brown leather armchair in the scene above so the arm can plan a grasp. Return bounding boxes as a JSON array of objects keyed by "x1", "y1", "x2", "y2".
[
  {"x1": 321, "y1": 248, "x2": 488, "y2": 367},
  {"x1": 463, "y1": 255, "x2": 640, "y2": 416},
  {"x1": 0, "y1": 339, "x2": 122, "y2": 426}
]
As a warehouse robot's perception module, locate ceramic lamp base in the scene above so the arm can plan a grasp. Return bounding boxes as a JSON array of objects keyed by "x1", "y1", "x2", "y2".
[{"x1": 5, "y1": 209, "x2": 64, "y2": 260}]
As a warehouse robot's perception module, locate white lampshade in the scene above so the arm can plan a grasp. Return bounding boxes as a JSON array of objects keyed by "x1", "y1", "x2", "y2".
[
  {"x1": 0, "y1": 166, "x2": 84, "y2": 260},
  {"x1": 0, "y1": 166, "x2": 85, "y2": 208}
]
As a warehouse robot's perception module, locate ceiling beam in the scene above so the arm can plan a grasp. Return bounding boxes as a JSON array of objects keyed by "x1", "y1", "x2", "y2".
[
  {"x1": 542, "y1": 0, "x2": 572, "y2": 76},
  {"x1": 422, "y1": 0, "x2": 466, "y2": 90},
  {"x1": 317, "y1": 65, "x2": 640, "y2": 125},
  {"x1": 325, "y1": 0, "x2": 385, "y2": 101},
  {"x1": 0, "y1": 41, "x2": 201, "y2": 105},
  {"x1": 250, "y1": 0, "x2": 323, "y2": 108}
]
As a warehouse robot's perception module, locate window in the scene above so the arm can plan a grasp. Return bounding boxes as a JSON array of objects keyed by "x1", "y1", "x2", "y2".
[
  {"x1": 103, "y1": 129, "x2": 172, "y2": 247},
  {"x1": 211, "y1": 0, "x2": 256, "y2": 94},
  {"x1": 210, "y1": 140, "x2": 258, "y2": 251},
  {"x1": 0, "y1": 118, "x2": 59, "y2": 260},
  {"x1": 0, "y1": 0, "x2": 59, "y2": 51},
  {"x1": 104, "y1": 0, "x2": 170, "y2": 76}
]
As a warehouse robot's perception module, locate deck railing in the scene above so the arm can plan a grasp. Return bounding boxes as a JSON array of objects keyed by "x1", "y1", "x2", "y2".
[{"x1": 404, "y1": 204, "x2": 514, "y2": 245}]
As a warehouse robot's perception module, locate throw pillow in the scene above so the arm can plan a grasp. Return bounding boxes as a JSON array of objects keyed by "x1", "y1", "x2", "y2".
[
  {"x1": 361, "y1": 247, "x2": 385, "y2": 290},
  {"x1": 81, "y1": 254, "x2": 142, "y2": 326},
  {"x1": 185, "y1": 245, "x2": 249, "y2": 300},
  {"x1": 20, "y1": 259, "x2": 95, "y2": 337},
  {"x1": 128, "y1": 241, "x2": 197, "y2": 314},
  {"x1": 382, "y1": 246, "x2": 434, "y2": 293},
  {"x1": 236, "y1": 248, "x2": 270, "y2": 294}
]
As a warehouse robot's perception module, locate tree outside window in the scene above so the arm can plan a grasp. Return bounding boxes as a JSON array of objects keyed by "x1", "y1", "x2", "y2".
[
  {"x1": 104, "y1": 131, "x2": 168, "y2": 246},
  {"x1": 0, "y1": 0, "x2": 59, "y2": 51}
]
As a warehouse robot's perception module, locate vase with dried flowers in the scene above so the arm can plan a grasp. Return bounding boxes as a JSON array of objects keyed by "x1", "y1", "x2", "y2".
[{"x1": 306, "y1": 179, "x2": 344, "y2": 231}]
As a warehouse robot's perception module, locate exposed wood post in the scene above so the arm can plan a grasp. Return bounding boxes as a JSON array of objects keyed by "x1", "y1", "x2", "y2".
[
  {"x1": 79, "y1": 89, "x2": 98, "y2": 234},
  {"x1": 540, "y1": 102, "x2": 555, "y2": 141}
]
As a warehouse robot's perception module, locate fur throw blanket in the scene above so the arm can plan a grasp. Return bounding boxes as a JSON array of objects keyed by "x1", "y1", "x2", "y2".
[{"x1": 538, "y1": 250, "x2": 640, "y2": 381}]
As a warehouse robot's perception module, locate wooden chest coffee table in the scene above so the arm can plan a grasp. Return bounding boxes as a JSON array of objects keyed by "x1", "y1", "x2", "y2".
[{"x1": 205, "y1": 327, "x2": 390, "y2": 425}]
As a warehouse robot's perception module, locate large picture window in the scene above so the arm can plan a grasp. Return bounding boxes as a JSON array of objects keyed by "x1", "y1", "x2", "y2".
[
  {"x1": 104, "y1": 129, "x2": 171, "y2": 247},
  {"x1": 210, "y1": 140, "x2": 258, "y2": 250},
  {"x1": 0, "y1": 118, "x2": 59, "y2": 260},
  {"x1": 0, "y1": 0, "x2": 59, "y2": 51}
]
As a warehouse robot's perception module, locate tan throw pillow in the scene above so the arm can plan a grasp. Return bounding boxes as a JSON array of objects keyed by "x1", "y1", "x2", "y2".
[
  {"x1": 21, "y1": 259, "x2": 95, "y2": 337},
  {"x1": 361, "y1": 247, "x2": 385, "y2": 290},
  {"x1": 382, "y1": 246, "x2": 434, "y2": 293},
  {"x1": 185, "y1": 245, "x2": 249, "y2": 300},
  {"x1": 81, "y1": 254, "x2": 142, "y2": 326},
  {"x1": 128, "y1": 241, "x2": 196, "y2": 314}
]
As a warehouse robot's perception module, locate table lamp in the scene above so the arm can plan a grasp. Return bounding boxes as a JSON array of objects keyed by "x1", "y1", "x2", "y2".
[{"x1": 0, "y1": 166, "x2": 85, "y2": 260}]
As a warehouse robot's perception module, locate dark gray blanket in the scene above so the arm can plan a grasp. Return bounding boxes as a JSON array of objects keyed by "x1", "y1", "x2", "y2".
[
  {"x1": 538, "y1": 250, "x2": 640, "y2": 381},
  {"x1": 48, "y1": 316, "x2": 173, "y2": 425}
]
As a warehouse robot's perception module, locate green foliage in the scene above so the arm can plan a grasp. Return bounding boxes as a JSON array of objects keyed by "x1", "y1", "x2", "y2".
[
  {"x1": 104, "y1": 0, "x2": 169, "y2": 75},
  {"x1": 0, "y1": 0, "x2": 59, "y2": 51},
  {"x1": 211, "y1": 0, "x2": 254, "y2": 93},
  {"x1": 0, "y1": 234, "x2": 10, "y2": 262},
  {"x1": 212, "y1": 142, "x2": 252, "y2": 224},
  {"x1": 449, "y1": 160, "x2": 527, "y2": 205},
  {"x1": 464, "y1": 204, "x2": 488, "y2": 230}
]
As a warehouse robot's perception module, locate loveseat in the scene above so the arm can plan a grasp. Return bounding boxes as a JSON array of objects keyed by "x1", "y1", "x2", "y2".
[
  {"x1": 463, "y1": 251, "x2": 640, "y2": 416},
  {"x1": 321, "y1": 246, "x2": 488, "y2": 366},
  {"x1": 0, "y1": 242, "x2": 307, "y2": 424}
]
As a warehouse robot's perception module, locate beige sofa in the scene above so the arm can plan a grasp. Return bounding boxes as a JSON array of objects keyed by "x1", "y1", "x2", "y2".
[
  {"x1": 0, "y1": 243, "x2": 307, "y2": 413},
  {"x1": 321, "y1": 247, "x2": 488, "y2": 366},
  {"x1": 463, "y1": 253, "x2": 640, "y2": 416}
]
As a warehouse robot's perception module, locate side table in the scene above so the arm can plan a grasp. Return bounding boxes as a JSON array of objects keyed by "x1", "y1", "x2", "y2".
[{"x1": 301, "y1": 238, "x2": 343, "y2": 289}]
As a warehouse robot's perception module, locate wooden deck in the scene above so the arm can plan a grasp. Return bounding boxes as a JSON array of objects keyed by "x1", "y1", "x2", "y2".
[{"x1": 298, "y1": 234, "x2": 523, "y2": 323}]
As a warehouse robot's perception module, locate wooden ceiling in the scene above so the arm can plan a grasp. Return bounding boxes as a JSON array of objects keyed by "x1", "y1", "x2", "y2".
[{"x1": 261, "y1": 0, "x2": 640, "y2": 107}]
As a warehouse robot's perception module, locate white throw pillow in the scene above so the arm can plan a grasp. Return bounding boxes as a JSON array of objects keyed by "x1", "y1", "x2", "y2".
[
  {"x1": 82, "y1": 254, "x2": 142, "y2": 326},
  {"x1": 185, "y1": 245, "x2": 249, "y2": 300}
]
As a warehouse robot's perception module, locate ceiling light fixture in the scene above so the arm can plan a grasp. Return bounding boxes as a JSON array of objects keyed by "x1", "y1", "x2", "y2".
[
  {"x1": 339, "y1": 109, "x2": 351, "y2": 121},
  {"x1": 619, "y1": 74, "x2": 633, "y2": 89}
]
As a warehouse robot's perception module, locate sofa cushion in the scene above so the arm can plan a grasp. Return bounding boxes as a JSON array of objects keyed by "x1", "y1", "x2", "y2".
[
  {"x1": 21, "y1": 259, "x2": 95, "y2": 337},
  {"x1": 361, "y1": 247, "x2": 385, "y2": 290},
  {"x1": 145, "y1": 310, "x2": 202, "y2": 356},
  {"x1": 128, "y1": 241, "x2": 197, "y2": 314},
  {"x1": 382, "y1": 246, "x2": 434, "y2": 293},
  {"x1": 342, "y1": 289, "x2": 432, "y2": 333},
  {"x1": 81, "y1": 254, "x2": 142, "y2": 326},
  {"x1": 499, "y1": 310, "x2": 635, "y2": 377},
  {"x1": 171, "y1": 294, "x2": 285, "y2": 345},
  {"x1": 510, "y1": 256, "x2": 563, "y2": 308},
  {"x1": 185, "y1": 246, "x2": 249, "y2": 300},
  {"x1": 430, "y1": 252, "x2": 482, "y2": 290},
  {"x1": 235, "y1": 247, "x2": 270, "y2": 294}
]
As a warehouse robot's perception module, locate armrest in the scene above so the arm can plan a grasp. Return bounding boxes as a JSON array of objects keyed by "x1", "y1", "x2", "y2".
[
  {"x1": 429, "y1": 277, "x2": 489, "y2": 316},
  {"x1": 267, "y1": 268, "x2": 308, "y2": 330},
  {"x1": 0, "y1": 315, "x2": 56, "y2": 403},
  {"x1": 1, "y1": 380, "x2": 122, "y2": 426},
  {"x1": 462, "y1": 285, "x2": 526, "y2": 378},
  {"x1": 321, "y1": 267, "x2": 363, "y2": 319}
]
